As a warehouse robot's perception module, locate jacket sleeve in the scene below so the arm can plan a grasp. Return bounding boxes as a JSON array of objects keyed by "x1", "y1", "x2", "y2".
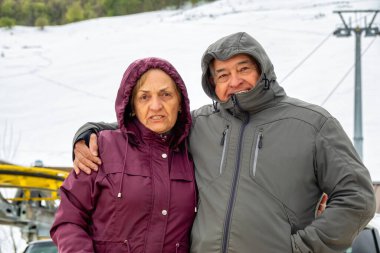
[
  {"x1": 50, "y1": 170, "x2": 101, "y2": 253},
  {"x1": 291, "y1": 117, "x2": 376, "y2": 253},
  {"x1": 72, "y1": 121, "x2": 118, "y2": 147},
  {"x1": 72, "y1": 122, "x2": 118, "y2": 160}
]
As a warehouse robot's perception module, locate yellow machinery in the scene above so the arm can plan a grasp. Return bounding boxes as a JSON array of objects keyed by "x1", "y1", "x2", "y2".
[
  {"x1": 0, "y1": 163, "x2": 70, "y2": 241},
  {"x1": 0, "y1": 164, "x2": 69, "y2": 200}
]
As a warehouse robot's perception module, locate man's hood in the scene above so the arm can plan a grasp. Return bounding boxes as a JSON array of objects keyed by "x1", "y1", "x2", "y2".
[
  {"x1": 201, "y1": 32, "x2": 286, "y2": 112},
  {"x1": 115, "y1": 57, "x2": 191, "y2": 145}
]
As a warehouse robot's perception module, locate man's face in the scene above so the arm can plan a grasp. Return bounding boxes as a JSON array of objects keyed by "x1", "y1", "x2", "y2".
[{"x1": 212, "y1": 54, "x2": 260, "y2": 102}]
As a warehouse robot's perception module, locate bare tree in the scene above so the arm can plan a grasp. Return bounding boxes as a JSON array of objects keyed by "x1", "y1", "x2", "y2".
[
  {"x1": 0, "y1": 121, "x2": 21, "y2": 161},
  {"x1": 0, "y1": 227, "x2": 3, "y2": 253},
  {"x1": 0, "y1": 121, "x2": 21, "y2": 253},
  {"x1": 9, "y1": 227, "x2": 17, "y2": 253}
]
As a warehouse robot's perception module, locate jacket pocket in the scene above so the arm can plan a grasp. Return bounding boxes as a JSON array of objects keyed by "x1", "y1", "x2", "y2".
[
  {"x1": 102, "y1": 161, "x2": 151, "y2": 197},
  {"x1": 102, "y1": 157, "x2": 151, "y2": 177},
  {"x1": 291, "y1": 234, "x2": 313, "y2": 253},
  {"x1": 219, "y1": 125, "x2": 230, "y2": 174},
  {"x1": 93, "y1": 240, "x2": 132, "y2": 253},
  {"x1": 250, "y1": 129, "x2": 263, "y2": 178},
  {"x1": 175, "y1": 241, "x2": 189, "y2": 253},
  {"x1": 248, "y1": 181, "x2": 295, "y2": 252}
]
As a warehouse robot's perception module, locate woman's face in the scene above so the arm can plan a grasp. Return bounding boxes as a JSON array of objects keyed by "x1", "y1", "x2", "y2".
[{"x1": 133, "y1": 69, "x2": 181, "y2": 134}]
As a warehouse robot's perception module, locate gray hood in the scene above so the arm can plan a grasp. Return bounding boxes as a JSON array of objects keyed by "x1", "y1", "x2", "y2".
[{"x1": 201, "y1": 32, "x2": 286, "y2": 112}]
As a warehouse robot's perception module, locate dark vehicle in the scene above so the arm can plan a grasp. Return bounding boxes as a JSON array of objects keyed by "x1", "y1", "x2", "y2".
[
  {"x1": 23, "y1": 239, "x2": 57, "y2": 253},
  {"x1": 345, "y1": 226, "x2": 380, "y2": 253},
  {"x1": 345, "y1": 214, "x2": 380, "y2": 253}
]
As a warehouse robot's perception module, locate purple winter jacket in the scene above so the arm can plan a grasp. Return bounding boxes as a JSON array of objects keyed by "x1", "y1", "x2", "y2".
[{"x1": 50, "y1": 58, "x2": 197, "y2": 253}]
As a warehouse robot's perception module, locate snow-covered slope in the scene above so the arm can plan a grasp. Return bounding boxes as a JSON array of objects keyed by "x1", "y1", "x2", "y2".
[{"x1": 1, "y1": 0, "x2": 380, "y2": 180}]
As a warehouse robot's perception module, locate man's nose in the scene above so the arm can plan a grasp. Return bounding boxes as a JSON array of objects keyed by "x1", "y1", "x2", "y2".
[
  {"x1": 149, "y1": 96, "x2": 163, "y2": 111},
  {"x1": 229, "y1": 73, "x2": 243, "y2": 88}
]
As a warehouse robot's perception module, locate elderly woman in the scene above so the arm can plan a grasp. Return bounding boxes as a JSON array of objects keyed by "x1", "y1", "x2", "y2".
[{"x1": 50, "y1": 57, "x2": 197, "y2": 253}]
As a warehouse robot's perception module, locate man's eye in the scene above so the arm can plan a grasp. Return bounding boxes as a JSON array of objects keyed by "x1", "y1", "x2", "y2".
[
  {"x1": 217, "y1": 74, "x2": 229, "y2": 81},
  {"x1": 239, "y1": 66, "x2": 250, "y2": 73}
]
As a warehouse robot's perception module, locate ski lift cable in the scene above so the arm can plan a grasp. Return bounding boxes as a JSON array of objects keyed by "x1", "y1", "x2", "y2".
[
  {"x1": 36, "y1": 74, "x2": 112, "y2": 101},
  {"x1": 279, "y1": 32, "x2": 333, "y2": 84},
  {"x1": 320, "y1": 36, "x2": 378, "y2": 106}
]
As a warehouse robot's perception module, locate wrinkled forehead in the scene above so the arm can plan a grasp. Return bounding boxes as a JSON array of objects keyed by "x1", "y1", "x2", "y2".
[
  {"x1": 133, "y1": 69, "x2": 182, "y2": 101},
  {"x1": 138, "y1": 69, "x2": 175, "y2": 88},
  {"x1": 214, "y1": 54, "x2": 254, "y2": 69},
  {"x1": 209, "y1": 53, "x2": 260, "y2": 75}
]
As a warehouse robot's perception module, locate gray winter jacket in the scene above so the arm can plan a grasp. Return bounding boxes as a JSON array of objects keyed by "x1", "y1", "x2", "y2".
[
  {"x1": 189, "y1": 32, "x2": 375, "y2": 253},
  {"x1": 73, "y1": 32, "x2": 375, "y2": 253}
]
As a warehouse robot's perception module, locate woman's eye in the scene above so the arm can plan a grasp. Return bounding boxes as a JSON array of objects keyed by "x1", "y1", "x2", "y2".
[
  {"x1": 161, "y1": 92, "x2": 173, "y2": 100},
  {"x1": 139, "y1": 95, "x2": 149, "y2": 101}
]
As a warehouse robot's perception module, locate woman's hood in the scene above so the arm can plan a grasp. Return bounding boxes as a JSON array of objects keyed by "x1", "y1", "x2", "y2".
[{"x1": 115, "y1": 57, "x2": 191, "y2": 145}]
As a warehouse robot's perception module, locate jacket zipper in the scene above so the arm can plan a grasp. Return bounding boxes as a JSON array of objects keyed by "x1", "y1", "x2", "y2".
[
  {"x1": 175, "y1": 242, "x2": 180, "y2": 253},
  {"x1": 219, "y1": 125, "x2": 230, "y2": 174},
  {"x1": 252, "y1": 130, "x2": 263, "y2": 177},
  {"x1": 221, "y1": 96, "x2": 250, "y2": 253}
]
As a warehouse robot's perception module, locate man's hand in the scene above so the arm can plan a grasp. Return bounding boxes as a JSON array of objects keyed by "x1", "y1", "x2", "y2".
[
  {"x1": 316, "y1": 193, "x2": 328, "y2": 217},
  {"x1": 73, "y1": 133, "x2": 102, "y2": 175}
]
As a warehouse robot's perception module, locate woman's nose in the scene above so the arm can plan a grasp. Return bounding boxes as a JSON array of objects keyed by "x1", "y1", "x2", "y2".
[{"x1": 149, "y1": 96, "x2": 163, "y2": 111}]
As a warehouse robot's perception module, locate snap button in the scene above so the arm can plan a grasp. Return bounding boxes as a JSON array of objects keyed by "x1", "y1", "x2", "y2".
[
  {"x1": 161, "y1": 210, "x2": 168, "y2": 215},
  {"x1": 161, "y1": 153, "x2": 167, "y2": 159}
]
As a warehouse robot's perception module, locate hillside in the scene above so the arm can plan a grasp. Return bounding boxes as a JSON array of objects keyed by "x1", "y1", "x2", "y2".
[{"x1": 1, "y1": 0, "x2": 379, "y2": 181}]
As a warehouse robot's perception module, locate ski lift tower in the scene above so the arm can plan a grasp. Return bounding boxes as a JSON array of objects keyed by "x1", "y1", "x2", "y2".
[{"x1": 333, "y1": 10, "x2": 380, "y2": 159}]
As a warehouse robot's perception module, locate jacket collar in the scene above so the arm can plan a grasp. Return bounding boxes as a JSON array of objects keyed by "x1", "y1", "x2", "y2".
[
  {"x1": 219, "y1": 77, "x2": 286, "y2": 115},
  {"x1": 126, "y1": 118, "x2": 174, "y2": 147}
]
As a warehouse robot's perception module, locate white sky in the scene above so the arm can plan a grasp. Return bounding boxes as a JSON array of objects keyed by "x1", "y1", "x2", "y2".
[{"x1": 1, "y1": 0, "x2": 380, "y2": 251}]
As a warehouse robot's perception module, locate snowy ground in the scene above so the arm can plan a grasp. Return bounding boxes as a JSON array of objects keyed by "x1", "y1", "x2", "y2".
[{"x1": 1, "y1": 0, "x2": 380, "y2": 250}]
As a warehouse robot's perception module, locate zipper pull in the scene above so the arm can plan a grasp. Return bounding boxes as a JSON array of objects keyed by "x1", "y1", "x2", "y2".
[
  {"x1": 258, "y1": 133, "x2": 263, "y2": 149},
  {"x1": 220, "y1": 125, "x2": 229, "y2": 145}
]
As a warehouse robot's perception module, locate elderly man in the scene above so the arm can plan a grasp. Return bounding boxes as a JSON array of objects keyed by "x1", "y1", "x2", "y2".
[{"x1": 72, "y1": 32, "x2": 375, "y2": 253}]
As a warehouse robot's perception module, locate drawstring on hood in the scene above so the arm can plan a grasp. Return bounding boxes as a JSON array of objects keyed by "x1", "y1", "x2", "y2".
[
  {"x1": 231, "y1": 95, "x2": 239, "y2": 116},
  {"x1": 212, "y1": 100, "x2": 219, "y2": 112},
  {"x1": 117, "y1": 133, "x2": 129, "y2": 198},
  {"x1": 230, "y1": 94, "x2": 250, "y2": 123},
  {"x1": 262, "y1": 73, "x2": 273, "y2": 90}
]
